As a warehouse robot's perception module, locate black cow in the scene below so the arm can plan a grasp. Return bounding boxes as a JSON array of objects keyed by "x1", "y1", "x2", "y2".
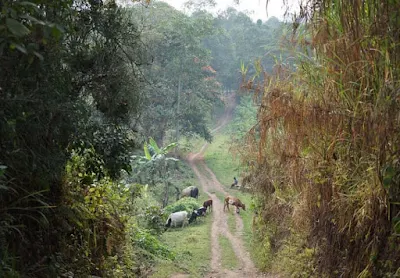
[{"x1": 188, "y1": 207, "x2": 207, "y2": 224}]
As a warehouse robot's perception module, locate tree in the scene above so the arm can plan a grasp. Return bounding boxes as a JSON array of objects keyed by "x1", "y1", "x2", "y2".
[
  {"x1": 129, "y1": 3, "x2": 221, "y2": 144},
  {"x1": 0, "y1": 0, "x2": 146, "y2": 275}
]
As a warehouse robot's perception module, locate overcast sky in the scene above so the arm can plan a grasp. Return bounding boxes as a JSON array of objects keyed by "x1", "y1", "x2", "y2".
[{"x1": 160, "y1": 0, "x2": 299, "y2": 21}]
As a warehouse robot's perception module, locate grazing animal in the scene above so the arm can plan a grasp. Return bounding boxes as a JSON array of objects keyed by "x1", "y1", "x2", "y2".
[
  {"x1": 181, "y1": 186, "x2": 199, "y2": 199},
  {"x1": 223, "y1": 196, "x2": 246, "y2": 213},
  {"x1": 189, "y1": 207, "x2": 207, "y2": 224},
  {"x1": 195, "y1": 207, "x2": 207, "y2": 216},
  {"x1": 165, "y1": 211, "x2": 189, "y2": 228},
  {"x1": 203, "y1": 199, "x2": 213, "y2": 212},
  {"x1": 188, "y1": 210, "x2": 199, "y2": 224}
]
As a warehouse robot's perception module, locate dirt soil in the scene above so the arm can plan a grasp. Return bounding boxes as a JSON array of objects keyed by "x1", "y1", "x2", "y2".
[{"x1": 179, "y1": 94, "x2": 277, "y2": 278}]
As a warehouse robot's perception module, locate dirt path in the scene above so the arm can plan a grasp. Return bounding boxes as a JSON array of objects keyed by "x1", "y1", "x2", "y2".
[{"x1": 185, "y1": 93, "x2": 270, "y2": 278}]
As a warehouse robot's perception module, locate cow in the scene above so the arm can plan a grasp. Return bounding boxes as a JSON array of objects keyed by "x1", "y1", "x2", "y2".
[
  {"x1": 165, "y1": 211, "x2": 189, "y2": 228},
  {"x1": 181, "y1": 186, "x2": 199, "y2": 199},
  {"x1": 195, "y1": 207, "x2": 207, "y2": 216},
  {"x1": 223, "y1": 196, "x2": 246, "y2": 214},
  {"x1": 188, "y1": 207, "x2": 207, "y2": 224},
  {"x1": 203, "y1": 199, "x2": 213, "y2": 212}
]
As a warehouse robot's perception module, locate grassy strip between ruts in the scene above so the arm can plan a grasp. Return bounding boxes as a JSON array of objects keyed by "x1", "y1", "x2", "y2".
[
  {"x1": 202, "y1": 126, "x2": 255, "y2": 263},
  {"x1": 219, "y1": 234, "x2": 239, "y2": 270}
]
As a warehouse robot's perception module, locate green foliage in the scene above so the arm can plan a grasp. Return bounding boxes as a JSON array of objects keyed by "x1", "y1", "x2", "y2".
[
  {"x1": 163, "y1": 198, "x2": 201, "y2": 216},
  {"x1": 59, "y1": 151, "x2": 142, "y2": 276},
  {"x1": 203, "y1": 8, "x2": 287, "y2": 90},
  {"x1": 131, "y1": 138, "x2": 179, "y2": 207},
  {"x1": 0, "y1": 0, "x2": 64, "y2": 59},
  {"x1": 134, "y1": 228, "x2": 175, "y2": 260},
  {"x1": 228, "y1": 95, "x2": 258, "y2": 140},
  {"x1": 0, "y1": 0, "x2": 146, "y2": 276},
  {"x1": 142, "y1": 205, "x2": 167, "y2": 235},
  {"x1": 129, "y1": 2, "x2": 221, "y2": 143}
]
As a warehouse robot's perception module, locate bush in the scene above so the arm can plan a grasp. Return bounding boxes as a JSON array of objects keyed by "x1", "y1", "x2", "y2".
[
  {"x1": 133, "y1": 228, "x2": 175, "y2": 260},
  {"x1": 163, "y1": 197, "x2": 201, "y2": 217}
]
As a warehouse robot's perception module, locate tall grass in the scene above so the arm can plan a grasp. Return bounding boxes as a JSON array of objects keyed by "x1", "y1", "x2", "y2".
[{"x1": 240, "y1": 0, "x2": 400, "y2": 277}]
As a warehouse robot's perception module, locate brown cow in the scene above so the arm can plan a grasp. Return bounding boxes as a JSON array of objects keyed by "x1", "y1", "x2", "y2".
[
  {"x1": 203, "y1": 199, "x2": 213, "y2": 212},
  {"x1": 223, "y1": 196, "x2": 245, "y2": 213}
]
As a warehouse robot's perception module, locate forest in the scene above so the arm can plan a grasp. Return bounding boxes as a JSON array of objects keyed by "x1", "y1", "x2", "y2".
[{"x1": 0, "y1": 0, "x2": 399, "y2": 277}]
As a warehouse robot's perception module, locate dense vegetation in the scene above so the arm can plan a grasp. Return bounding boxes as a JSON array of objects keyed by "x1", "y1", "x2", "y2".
[
  {"x1": 0, "y1": 0, "x2": 284, "y2": 276},
  {"x1": 4, "y1": 0, "x2": 396, "y2": 277},
  {"x1": 238, "y1": 0, "x2": 400, "y2": 277},
  {"x1": 1, "y1": 0, "x2": 147, "y2": 276}
]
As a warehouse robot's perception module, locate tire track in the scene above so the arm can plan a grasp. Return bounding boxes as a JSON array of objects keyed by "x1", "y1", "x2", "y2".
[{"x1": 186, "y1": 93, "x2": 262, "y2": 278}]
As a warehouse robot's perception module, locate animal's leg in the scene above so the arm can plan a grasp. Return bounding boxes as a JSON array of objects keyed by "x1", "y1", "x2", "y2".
[{"x1": 224, "y1": 202, "x2": 229, "y2": 212}]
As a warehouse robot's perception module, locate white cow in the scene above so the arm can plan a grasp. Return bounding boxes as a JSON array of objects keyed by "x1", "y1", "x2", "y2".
[{"x1": 165, "y1": 211, "x2": 189, "y2": 228}]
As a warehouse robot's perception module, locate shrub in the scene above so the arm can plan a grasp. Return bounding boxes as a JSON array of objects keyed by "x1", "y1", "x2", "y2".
[{"x1": 163, "y1": 197, "x2": 201, "y2": 217}]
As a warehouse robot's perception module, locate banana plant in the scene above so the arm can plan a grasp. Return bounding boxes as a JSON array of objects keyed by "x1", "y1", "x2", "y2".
[{"x1": 131, "y1": 138, "x2": 178, "y2": 207}]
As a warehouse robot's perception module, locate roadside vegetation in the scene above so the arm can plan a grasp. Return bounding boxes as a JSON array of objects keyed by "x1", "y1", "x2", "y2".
[{"x1": 237, "y1": 0, "x2": 400, "y2": 277}]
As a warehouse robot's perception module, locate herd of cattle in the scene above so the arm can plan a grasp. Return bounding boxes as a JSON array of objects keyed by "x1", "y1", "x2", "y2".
[{"x1": 165, "y1": 185, "x2": 245, "y2": 229}]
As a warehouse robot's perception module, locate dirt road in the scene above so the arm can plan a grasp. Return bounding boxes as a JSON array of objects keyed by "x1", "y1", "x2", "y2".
[{"x1": 185, "y1": 94, "x2": 269, "y2": 278}]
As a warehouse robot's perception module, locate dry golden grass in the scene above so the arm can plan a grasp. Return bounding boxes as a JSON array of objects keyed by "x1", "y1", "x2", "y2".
[{"x1": 237, "y1": 0, "x2": 400, "y2": 277}]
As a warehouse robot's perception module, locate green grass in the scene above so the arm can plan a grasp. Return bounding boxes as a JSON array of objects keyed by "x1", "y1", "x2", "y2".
[
  {"x1": 152, "y1": 117, "x2": 256, "y2": 277},
  {"x1": 214, "y1": 190, "x2": 225, "y2": 203},
  {"x1": 151, "y1": 160, "x2": 213, "y2": 278},
  {"x1": 226, "y1": 211, "x2": 236, "y2": 234},
  {"x1": 151, "y1": 202, "x2": 212, "y2": 278},
  {"x1": 203, "y1": 131, "x2": 240, "y2": 188},
  {"x1": 219, "y1": 234, "x2": 239, "y2": 269}
]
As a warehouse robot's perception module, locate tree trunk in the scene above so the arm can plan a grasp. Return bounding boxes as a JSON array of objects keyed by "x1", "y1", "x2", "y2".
[
  {"x1": 176, "y1": 71, "x2": 181, "y2": 143},
  {"x1": 162, "y1": 160, "x2": 169, "y2": 207},
  {"x1": 162, "y1": 181, "x2": 169, "y2": 208}
]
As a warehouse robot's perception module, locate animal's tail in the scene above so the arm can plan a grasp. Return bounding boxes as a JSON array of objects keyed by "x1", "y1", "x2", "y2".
[{"x1": 165, "y1": 217, "x2": 172, "y2": 227}]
